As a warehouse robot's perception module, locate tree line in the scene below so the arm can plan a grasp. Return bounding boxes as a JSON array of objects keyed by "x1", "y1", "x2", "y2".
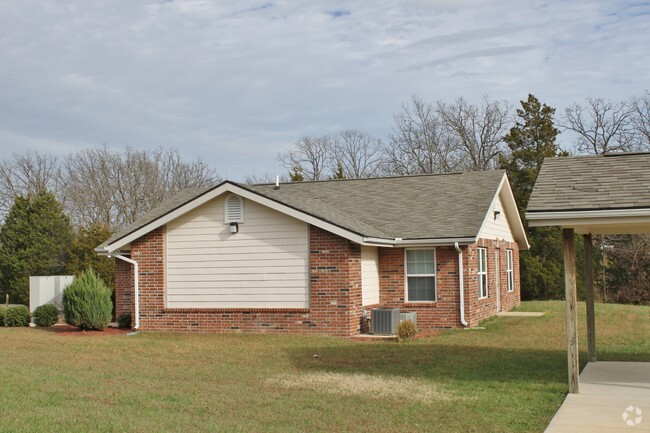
[{"x1": 0, "y1": 93, "x2": 649, "y2": 306}]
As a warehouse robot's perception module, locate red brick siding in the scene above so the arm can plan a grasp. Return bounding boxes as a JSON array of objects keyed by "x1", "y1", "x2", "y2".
[
  {"x1": 465, "y1": 239, "x2": 521, "y2": 327},
  {"x1": 378, "y1": 241, "x2": 521, "y2": 329},
  {"x1": 116, "y1": 225, "x2": 363, "y2": 336},
  {"x1": 378, "y1": 246, "x2": 464, "y2": 329},
  {"x1": 115, "y1": 259, "x2": 134, "y2": 320},
  {"x1": 113, "y1": 224, "x2": 522, "y2": 334}
]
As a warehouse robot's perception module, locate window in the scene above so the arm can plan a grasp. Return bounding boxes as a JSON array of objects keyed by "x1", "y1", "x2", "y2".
[
  {"x1": 478, "y1": 247, "x2": 488, "y2": 299},
  {"x1": 506, "y1": 249, "x2": 514, "y2": 292},
  {"x1": 224, "y1": 195, "x2": 244, "y2": 223},
  {"x1": 405, "y1": 249, "x2": 436, "y2": 302}
]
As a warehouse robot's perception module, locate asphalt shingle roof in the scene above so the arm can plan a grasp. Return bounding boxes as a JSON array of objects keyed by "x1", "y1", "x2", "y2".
[
  {"x1": 100, "y1": 170, "x2": 507, "y2": 249},
  {"x1": 527, "y1": 153, "x2": 650, "y2": 213}
]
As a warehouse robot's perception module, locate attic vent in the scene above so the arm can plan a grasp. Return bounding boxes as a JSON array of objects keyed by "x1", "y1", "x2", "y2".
[{"x1": 224, "y1": 195, "x2": 244, "y2": 224}]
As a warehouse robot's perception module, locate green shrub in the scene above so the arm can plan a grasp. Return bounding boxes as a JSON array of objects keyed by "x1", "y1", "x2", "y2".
[
  {"x1": 33, "y1": 304, "x2": 60, "y2": 327},
  {"x1": 63, "y1": 269, "x2": 113, "y2": 330},
  {"x1": 396, "y1": 319, "x2": 417, "y2": 343},
  {"x1": 0, "y1": 307, "x2": 4, "y2": 326},
  {"x1": 117, "y1": 313, "x2": 132, "y2": 329},
  {"x1": 4, "y1": 305, "x2": 31, "y2": 327}
]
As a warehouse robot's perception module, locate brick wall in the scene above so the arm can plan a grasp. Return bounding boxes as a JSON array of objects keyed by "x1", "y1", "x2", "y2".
[
  {"x1": 378, "y1": 241, "x2": 521, "y2": 329},
  {"x1": 115, "y1": 259, "x2": 134, "y2": 320},
  {"x1": 112, "y1": 225, "x2": 522, "y2": 334},
  {"x1": 378, "y1": 246, "x2": 464, "y2": 329},
  {"x1": 114, "y1": 225, "x2": 364, "y2": 336},
  {"x1": 465, "y1": 239, "x2": 521, "y2": 327}
]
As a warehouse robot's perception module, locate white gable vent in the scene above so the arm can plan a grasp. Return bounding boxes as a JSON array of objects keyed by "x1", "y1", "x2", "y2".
[{"x1": 224, "y1": 195, "x2": 244, "y2": 224}]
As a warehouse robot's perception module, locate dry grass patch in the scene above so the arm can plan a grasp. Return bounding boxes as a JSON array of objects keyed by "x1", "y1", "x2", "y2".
[{"x1": 267, "y1": 371, "x2": 458, "y2": 403}]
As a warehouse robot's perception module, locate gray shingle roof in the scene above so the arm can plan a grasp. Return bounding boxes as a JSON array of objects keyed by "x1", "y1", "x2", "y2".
[
  {"x1": 527, "y1": 153, "x2": 650, "y2": 213},
  {"x1": 243, "y1": 170, "x2": 505, "y2": 239},
  {"x1": 99, "y1": 170, "x2": 507, "y2": 249}
]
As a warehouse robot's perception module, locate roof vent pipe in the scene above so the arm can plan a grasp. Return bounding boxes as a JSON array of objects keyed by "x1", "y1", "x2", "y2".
[
  {"x1": 454, "y1": 242, "x2": 468, "y2": 327},
  {"x1": 274, "y1": 175, "x2": 280, "y2": 190}
]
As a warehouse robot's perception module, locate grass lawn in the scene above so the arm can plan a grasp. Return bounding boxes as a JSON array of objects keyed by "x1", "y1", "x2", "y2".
[{"x1": 1, "y1": 301, "x2": 648, "y2": 433}]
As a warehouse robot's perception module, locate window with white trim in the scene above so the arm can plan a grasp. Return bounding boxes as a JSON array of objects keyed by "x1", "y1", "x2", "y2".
[
  {"x1": 224, "y1": 195, "x2": 244, "y2": 223},
  {"x1": 506, "y1": 249, "x2": 514, "y2": 292},
  {"x1": 478, "y1": 247, "x2": 488, "y2": 299},
  {"x1": 405, "y1": 249, "x2": 436, "y2": 302}
]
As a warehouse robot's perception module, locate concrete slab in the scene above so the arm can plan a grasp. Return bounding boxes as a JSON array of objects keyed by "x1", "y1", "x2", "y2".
[
  {"x1": 496, "y1": 311, "x2": 546, "y2": 317},
  {"x1": 545, "y1": 362, "x2": 650, "y2": 433}
]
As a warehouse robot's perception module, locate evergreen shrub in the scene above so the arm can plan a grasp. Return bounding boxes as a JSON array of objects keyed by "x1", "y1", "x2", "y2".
[{"x1": 63, "y1": 270, "x2": 113, "y2": 330}]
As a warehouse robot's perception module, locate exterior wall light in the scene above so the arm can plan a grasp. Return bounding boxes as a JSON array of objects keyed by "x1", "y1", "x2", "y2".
[{"x1": 229, "y1": 222, "x2": 239, "y2": 234}]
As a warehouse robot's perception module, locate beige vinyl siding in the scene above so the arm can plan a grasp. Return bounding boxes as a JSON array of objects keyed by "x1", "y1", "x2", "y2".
[
  {"x1": 166, "y1": 195, "x2": 309, "y2": 309},
  {"x1": 361, "y1": 246, "x2": 380, "y2": 306},
  {"x1": 478, "y1": 193, "x2": 515, "y2": 242}
]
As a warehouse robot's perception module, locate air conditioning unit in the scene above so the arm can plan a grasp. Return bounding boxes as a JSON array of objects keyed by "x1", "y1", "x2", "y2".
[
  {"x1": 400, "y1": 312, "x2": 417, "y2": 328},
  {"x1": 371, "y1": 308, "x2": 400, "y2": 335}
]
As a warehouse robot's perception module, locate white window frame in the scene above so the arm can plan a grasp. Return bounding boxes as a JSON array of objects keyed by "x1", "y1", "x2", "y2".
[
  {"x1": 478, "y1": 247, "x2": 488, "y2": 299},
  {"x1": 506, "y1": 249, "x2": 514, "y2": 292},
  {"x1": 404, "y1": 248, "x2": 437, "y2": 303}
]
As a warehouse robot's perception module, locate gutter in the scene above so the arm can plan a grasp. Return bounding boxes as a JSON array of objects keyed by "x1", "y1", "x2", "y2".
[
  {"x1": 454, "y1": 242, "x2": 468, "y2": 327},
  {"x1": 362, "y1": 236, "x2": 477, "y2": 247},
  {"x1": 107, "y1": 252, "x2": 140, "y2": 330}
]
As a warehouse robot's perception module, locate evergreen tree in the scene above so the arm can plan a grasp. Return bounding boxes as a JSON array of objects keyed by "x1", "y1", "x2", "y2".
[
  {"x1": 0, "y1": 190, "x2": 73, "y2": 305},
  {"x1": 289, "y1": 166, "x2": 304, "y2": 182},
  {"x1": 500, "y1": 94, "x2": 568, "y2": 300},
  {"x1": 500, "y1": 94, "x2": 561, "y2": 212},
  {"x1": 66, "y1": 222, "x2": 115, "y2": 290},
  {"x1": 330, "y1": 162, "x2": 346, "y2": 180}
]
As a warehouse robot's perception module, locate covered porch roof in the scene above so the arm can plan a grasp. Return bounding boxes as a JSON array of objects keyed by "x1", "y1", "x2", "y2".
[
  {"x1": 527, "y1": 152, "x2": 650, "y2": 234},
  {"x1": 526, "y1": 152, "x2": 650, "y2": 395}
]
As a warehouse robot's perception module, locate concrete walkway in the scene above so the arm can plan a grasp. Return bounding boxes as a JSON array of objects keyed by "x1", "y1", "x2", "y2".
[{"x1": 545, "y1": 362, "x2": 650, "y2": 432}]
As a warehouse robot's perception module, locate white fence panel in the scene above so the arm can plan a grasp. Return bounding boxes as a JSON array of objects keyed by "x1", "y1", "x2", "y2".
[{"x1": 29, "y1": 276, "x2": 74, "y2": 312}]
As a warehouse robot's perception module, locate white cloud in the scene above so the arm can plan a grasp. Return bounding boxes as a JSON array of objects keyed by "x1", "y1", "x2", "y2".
[{"x1": 0, "y1": 0, "x2": 648, "y2": 179}]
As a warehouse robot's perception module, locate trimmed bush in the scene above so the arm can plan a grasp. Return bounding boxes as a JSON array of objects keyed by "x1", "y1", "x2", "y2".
[
  {"x1": 117, "y1": 313, "x2": 132, "y2": 329},
  {"x1": 396, "y1": 319, "x2": 417, "y2": 343},
  {"x1": 0, "y1": 307, "x2": 4, "y2": 326},
  {"x1": 33, "y1": 304, "x2": 60, "y2": 327},
  {"x1": 63, "y1": 269, "x2": 113, "y2": 330},
  {"x1": 4, "y1": 305, "x2": 31, "y2": 327}
]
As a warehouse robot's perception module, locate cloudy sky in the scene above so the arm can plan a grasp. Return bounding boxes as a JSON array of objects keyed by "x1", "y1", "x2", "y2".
[{"x1": 1, "y1": 1, "x2": 649, "y2": 180}]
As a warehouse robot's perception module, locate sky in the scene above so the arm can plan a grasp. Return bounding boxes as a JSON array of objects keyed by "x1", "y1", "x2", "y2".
[{"x1": 1, "y1": 0, "x2": 649, "y2": 180}]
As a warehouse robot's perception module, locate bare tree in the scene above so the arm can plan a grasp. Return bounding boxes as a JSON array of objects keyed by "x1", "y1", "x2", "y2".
[
  {"x1": 562, "y1": 97, "x2": 638, "y2": 155},
  {"x1": 632, "y1": 92, "x2": 650, "y2": 148},
  {"x1": 332, "y1": 130, "x2": 384, "y2": 178},
  {"x1": 278, "y1": 135, "x2": 333, "y2": 181},
  {"x1": 385, "y1": 96, "x2": 460, "y2": 175},
  {"x1": 0, "y1": 151, "x2": 62, "y2": 217},
  {"x1": 61, "y1": 146, "x2": 219, "y2": 229},
  {"x1": 438, "y1": 96, "x2": 512, "y2": 171}
]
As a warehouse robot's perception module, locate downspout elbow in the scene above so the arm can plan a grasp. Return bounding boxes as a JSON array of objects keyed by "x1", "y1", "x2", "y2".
[{"x1": 455, "y1": 242, "x2": 468, "y2": 327}]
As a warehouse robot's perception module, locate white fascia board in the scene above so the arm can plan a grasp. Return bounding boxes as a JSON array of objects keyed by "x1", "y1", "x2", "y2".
[
  {"x1": 103, "y1": 183, "x2": 369, "y2": 253},
  {"x1": 527, "y1": 208, "x2": 650, "y2": 221},
  {"x1": 476, "y1": 173, "x2": 530, "y2": 250},
  {"x1": 526, "y1": 209, "x2": 650, "y2": 227}
]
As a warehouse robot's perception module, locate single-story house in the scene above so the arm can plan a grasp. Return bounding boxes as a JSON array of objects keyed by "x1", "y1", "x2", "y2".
[{"x1": 96, "y1": 170, "x2": 529, "y2": 336}]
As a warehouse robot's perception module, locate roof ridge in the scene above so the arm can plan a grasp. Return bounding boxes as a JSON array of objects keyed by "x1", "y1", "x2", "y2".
[{"x1": 251, "y1": 169, "x2": 505, "y2": 186}]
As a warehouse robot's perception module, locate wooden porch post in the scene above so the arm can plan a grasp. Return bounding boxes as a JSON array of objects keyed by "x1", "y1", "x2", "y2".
[
  {"x1": 563, "y1": 228, "x2": 580, "y2": 393},
  {"x1": 583, "y1": 234, "x2": 596, "y2": 362}
]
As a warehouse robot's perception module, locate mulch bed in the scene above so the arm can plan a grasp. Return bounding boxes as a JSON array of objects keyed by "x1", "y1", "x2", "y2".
[{"x1": 39, "y1": 324, "x2": 131, "y2": 336}]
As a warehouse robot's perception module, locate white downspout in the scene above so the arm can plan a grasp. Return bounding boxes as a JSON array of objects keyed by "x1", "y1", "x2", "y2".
[
  {"x1": 454, "y1": 242, "x2": 468, "y2": 327},
  {"x1": 110, "y1": 253, "x2": 140, "y2": 330}
]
